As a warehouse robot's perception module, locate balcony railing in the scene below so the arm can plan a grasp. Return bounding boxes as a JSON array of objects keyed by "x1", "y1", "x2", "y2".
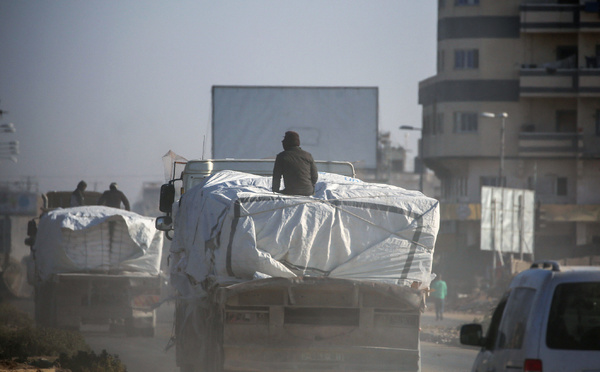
[
  {"x1": 518, "y1": 132, "x2": 580, "y2": 157},
  {"x1": 520, "y1": 2, "x2": 600, "y2": 33},
  {"x1": 520, "y1": 63, "x2": 600, "y2": 97}
]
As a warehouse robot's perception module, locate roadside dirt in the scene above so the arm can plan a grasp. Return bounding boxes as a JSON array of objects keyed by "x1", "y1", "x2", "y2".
[
  {"x1": 420, "y1": 307, "x2": 489, "y2": 346},
  {"x1": 0, "y1": 358, "x2": 60, "y2": 371}
]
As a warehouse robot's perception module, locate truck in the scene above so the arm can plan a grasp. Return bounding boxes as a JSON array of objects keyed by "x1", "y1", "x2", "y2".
[
  {"x1": 26, "y1": 192, "x2": 164, "y2": 336},
  {"x1": 0, "y1": 190, "x2": 41, "y2": 300},
  {"x1": 156, "y1": 159, "x2": 439, "y2": 371}
]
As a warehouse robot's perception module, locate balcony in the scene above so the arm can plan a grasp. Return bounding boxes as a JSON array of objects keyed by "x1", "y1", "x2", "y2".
[
  {"x1": 518, "y1": 132, "x2": 580, "y2": 157},
  {"x1": 520, "y1": 1, "x2": 600, "y2": 33},
  {"x1": 439, "y1": 202, "x2": 600, "y2": 222},
  {"x1": 520, "y1": 58, "x2": 600, "y2": 97}
]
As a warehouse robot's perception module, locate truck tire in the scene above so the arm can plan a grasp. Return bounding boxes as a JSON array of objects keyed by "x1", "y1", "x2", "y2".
[
  {"x1": 124, "y1": 318, "x2": 137, "y2": 337},
  {"x1": 140, "y1": 326, "x2": 155, "y2": 338},
  {"x1": 109, "y1": 321, "x2": 124, "y2": 334},
  {"x1": 34, "y1": 283, "x2": 56, "y2": 328},
  {"x1": 179, "y1": 364, "x2": 197, "y2": 372}
]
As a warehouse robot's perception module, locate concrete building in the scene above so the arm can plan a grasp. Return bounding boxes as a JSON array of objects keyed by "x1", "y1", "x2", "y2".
[
  {"x1": 419, "y1": 0, "x2": 600, "y2": 291},
  {"x1": 356, "y1": 131, "x2": 441, "y2": 197}
]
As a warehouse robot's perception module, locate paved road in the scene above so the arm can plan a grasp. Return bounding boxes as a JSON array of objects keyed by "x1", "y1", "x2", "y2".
[
  {"x1": 420, "y1": 309, "x2": 480, "y2": 371},
  {"x1": 422, "y1": 342, "x2": 478, "y2": 372}
]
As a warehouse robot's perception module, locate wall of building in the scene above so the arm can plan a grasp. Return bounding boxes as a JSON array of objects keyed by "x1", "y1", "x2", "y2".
[{"x1": 420, "y1": 0, "x2": 600, "y2": 293}]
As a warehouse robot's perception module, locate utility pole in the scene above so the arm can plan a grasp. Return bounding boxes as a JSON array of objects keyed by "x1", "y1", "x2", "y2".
[{"x1": 399, "y1": 125, "x2": 424, "y2": 192}]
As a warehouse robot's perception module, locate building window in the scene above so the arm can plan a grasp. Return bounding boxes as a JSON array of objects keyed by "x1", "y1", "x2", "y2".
[
  {"x1": 556, "y1": 45, "x2": 578, "y2": 68},
  {"x1": 456, "y1": 0, "x2": 479, "y2": 6},
  {"x1": 437, "y1": 50, "x2": 445, "y2": 73},
  {"x1": 458, "y1": 177, "x2": 468, "y2": 197},
  {"x1": 434, "y1": 113, "x2": 444, "y2": 135},
  {"x1": 453, "y1": 112, "x2": 478, "y2": 133},
  {"x1": 531, "y1": 175, "x2": 568, "y2": 198},
  {"x1": 556, "y1": 177, "x2": 568, "y2": 196},
  {"x1": 480, "y1": 176, "x2": 503, "y2": 188},
  {"x1": 596, "y1": 110, "x2": 600, "y2": 136},
  {"x1": 454, "y1": 49, "x2": 479, "y2": 69},
  {"x1": 441, "y1": 176, "x2": 468, "y2": 199},
  {"x1": 556, "y1": 110, "x2": 577, "y2": 133},
  {"x1": 423, "y1": 115, "x2": 432, "y2": 135}
]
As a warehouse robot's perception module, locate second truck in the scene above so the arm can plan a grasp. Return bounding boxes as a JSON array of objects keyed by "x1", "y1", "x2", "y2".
[
  {"x1": 26, "y1": 192, "x2": 164, "y2": 336},
  {"x1": 157, "y1": 159, "x2": 440, "y2": 372}
]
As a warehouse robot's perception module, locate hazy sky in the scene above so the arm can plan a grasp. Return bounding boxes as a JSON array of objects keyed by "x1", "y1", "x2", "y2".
[{"x1": 0, "y1": 1, "x2": 436, "y2": 203}]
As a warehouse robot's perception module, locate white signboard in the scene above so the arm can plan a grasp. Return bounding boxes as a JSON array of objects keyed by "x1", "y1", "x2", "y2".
[
  {"x1": 480, "y1": 186, "x2": 535, "y2": 255},
  {"x1": 212, "y1": 86, "x2": 378, "y2": 169}
]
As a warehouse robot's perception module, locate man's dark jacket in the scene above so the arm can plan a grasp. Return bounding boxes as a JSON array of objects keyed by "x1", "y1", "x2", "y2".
[
  {"x1": 272, "y1": 146, "x2": 318, "y2": 196},
  {"x1": 97, "y1": 190, "x2": 131, "y2": 210}
]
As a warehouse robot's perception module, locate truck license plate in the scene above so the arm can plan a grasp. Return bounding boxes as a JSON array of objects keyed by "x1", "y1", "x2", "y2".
[{"x1": 300, "y1": 351, "x2": 344, "y2": 362}]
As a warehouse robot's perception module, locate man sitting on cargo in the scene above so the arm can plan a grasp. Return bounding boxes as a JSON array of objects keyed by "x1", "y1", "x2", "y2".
[
  {"x1": 272, "y1": 131, "x2": 318, "y2": 196},
  {"x1": 70, "y1": 180, "x2": 87, "y2": 207},
  {"x1": 97, "y1": 182, "x2": 131, "y2": 210}
]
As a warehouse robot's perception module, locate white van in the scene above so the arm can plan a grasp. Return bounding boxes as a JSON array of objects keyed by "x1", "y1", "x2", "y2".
[{"x1": 460, "y1": 261, "x2": 600, "y2": 372}]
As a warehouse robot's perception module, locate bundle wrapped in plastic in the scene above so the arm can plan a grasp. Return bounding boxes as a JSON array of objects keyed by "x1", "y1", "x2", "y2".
[
  {"x1": 170, "y1": 171, "x2": 439, "y2": 297},
  {"x1": 33, "y1": 206, "x2": 163, "y2": 281}
]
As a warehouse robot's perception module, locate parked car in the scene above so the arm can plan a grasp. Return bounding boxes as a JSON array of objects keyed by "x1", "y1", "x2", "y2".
[{"x1": 460, "y1": 260, "x2": 600, "y2": 372}]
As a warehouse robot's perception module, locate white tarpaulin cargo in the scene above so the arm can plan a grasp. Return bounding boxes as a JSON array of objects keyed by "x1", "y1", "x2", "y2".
[
  {"x1": 33, "y1": 206, "x2": 164, "y2": 281},
  {"x1": 170, "y1": 171, "x2": 439, "y2": 297}
]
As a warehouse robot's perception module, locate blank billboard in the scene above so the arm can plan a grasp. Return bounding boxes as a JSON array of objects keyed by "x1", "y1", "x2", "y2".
[
  {"x1": 480, "y1": 186, "x2": 535, "y2": 255},
  {"x1": 212, "y1": 86, "x2": 378, "y2": 168}
]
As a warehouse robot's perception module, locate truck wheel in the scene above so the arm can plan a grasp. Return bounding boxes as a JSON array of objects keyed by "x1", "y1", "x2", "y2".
[
  {"x1": 180, "y1": 364, "x2": 197, "y2": 372},
  {"x1": 109, "y1": 321, "x2": 124, "y2": 334},
  {"x1": 35, "y1": 283, "x2": 56, "y2": 328},
  {"x1": 140, "y1": 326, "x2": 155, "y2": 338},
  {"x1": 125, "y1": 325, "x2": 137, "y2": 337}
]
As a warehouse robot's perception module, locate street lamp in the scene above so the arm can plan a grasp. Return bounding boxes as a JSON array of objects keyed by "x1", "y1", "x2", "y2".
[
  {"x1": 480, "y1": 112, "x2": 508, "y2": 285},
  {"x1": 399, "y1": 125, "x2": 423, "y2": 192},
  {"x1": 1, "y1": 121, "x2": 18, "y2": 163},
  {"x1": 1, "y1": 123, "x2": 15, "y2": 133},
  {"x1": 480, "y1": 112, "x2": 508, "y2": 187},
  {"x1": 0, "y1": 155, "x2": 17, "y2": 163}
]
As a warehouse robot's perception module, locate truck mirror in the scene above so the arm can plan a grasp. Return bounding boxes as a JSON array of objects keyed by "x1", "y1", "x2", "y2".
[
  {"x1": 27, "y1": 219, "x2": 37, "y2": 237},
  {"x1": 155, "y1": 216, "x2": 173, "y2": 231},
  {"x1": 460, "y1": 323, "x2": 484, "y2": 347},
  {"x1": 159, "y1": 183, "x2": 175, "y2": 213}
]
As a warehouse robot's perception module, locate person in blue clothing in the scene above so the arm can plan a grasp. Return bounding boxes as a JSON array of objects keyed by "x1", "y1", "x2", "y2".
[{"x1": 430, "y1": 274, "x2": 448, "y2": 321}]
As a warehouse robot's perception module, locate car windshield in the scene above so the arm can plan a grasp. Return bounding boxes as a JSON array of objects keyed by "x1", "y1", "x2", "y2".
[{"x1": 547, "y1": 282, "x2": 600, "y2": 350}]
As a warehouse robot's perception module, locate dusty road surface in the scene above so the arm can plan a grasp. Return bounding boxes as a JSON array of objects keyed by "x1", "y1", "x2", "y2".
[
  {"x1": 421, "y1": 342, "x2": 478, "y2": 372},
  {"x1": 8, "y1": 300, "x2": 482, "y2": 372},
  {"x1": 82, "y1": 304, "x2": 480, "y2": 372},
  {"x1": 9, "y1": 297, "x2": 480, "y2": 371},
  {"x1": 420, "y1": 308, "x2": 481, "y2": 372},
  {"x1": 81, "y1": 301, "x2": 178, "y2": 372}
]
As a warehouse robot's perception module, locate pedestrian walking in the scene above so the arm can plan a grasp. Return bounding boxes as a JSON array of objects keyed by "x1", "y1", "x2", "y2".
[{"x1": 431, "y1": 274, "x2": 448, "y2": 321}]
